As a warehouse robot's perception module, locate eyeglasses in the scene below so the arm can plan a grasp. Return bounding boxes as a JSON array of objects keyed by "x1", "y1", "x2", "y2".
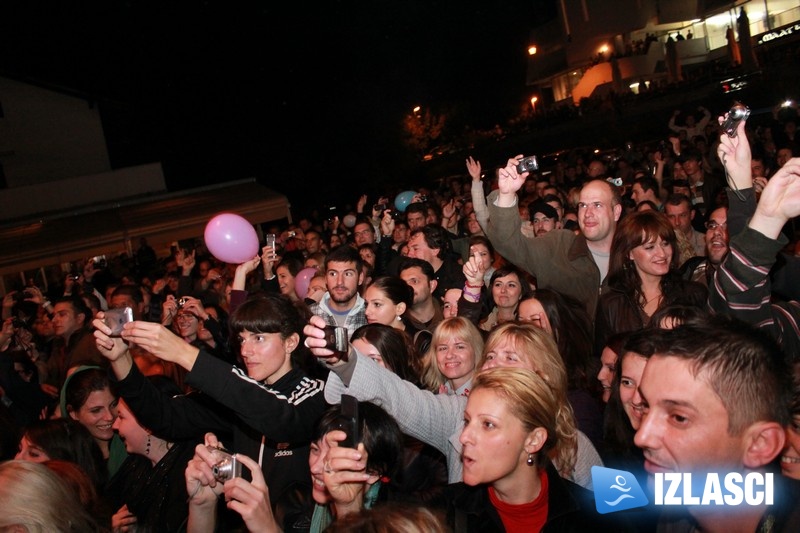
[{"x1": 705, "y1": 221, "x2": 728, "y2": 231}]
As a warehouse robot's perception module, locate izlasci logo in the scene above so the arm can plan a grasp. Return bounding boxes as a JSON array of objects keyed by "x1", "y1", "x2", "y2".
[{"x1": 592, "y1": 466, "x2": 649, "y2": 514}]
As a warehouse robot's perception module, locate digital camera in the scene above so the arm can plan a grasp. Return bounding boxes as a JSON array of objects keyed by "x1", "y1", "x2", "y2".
[
  {"x1": 209, "y1": 446, "x2": 242, "y2": 482},
  {"x1": 721, "y1": 103, "x2": 750, "y2": 138},
  {"x1": 177, "y1": 297, "x2": 188, "y2": 308},
  {"x1": 516, "y1": 155, "x2": 539, "y2": 174},
  {"x1": 374, "y1": 203, "x2": 388, "y2": 213}
]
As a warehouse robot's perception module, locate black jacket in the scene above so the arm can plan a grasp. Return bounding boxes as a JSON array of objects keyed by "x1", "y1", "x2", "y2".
[
  {"x1": 594, "y1": 278, "x2": 707, "y2": 356},
  {"x1": 113, "y1": 350, "x2": 327, "y2": 528},
  {"x1": 443, "y1": 461, "x2": 634, "y2": 532}
]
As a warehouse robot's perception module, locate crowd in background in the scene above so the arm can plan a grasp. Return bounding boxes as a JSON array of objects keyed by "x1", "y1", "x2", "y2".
[{"x1": 1, "y1": 97, "x2": 799, "y2": 532}]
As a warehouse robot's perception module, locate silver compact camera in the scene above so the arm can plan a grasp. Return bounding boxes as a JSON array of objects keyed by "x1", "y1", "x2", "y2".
[
  {"x1": 721, "y1": 103, "x2": 750, "y2": 138},
  {"x1": 516, "y1": 155, "x2": 539, "y2": 174},
  {"x1": 177, "y1": 297, "x2": 188, "y2": 308},
  {"x1": 208, "y1": 446, "x2": 242, "y2": 482}
]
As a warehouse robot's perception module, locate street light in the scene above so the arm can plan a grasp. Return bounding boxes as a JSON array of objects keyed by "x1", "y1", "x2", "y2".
[{"x1": 530, "y1": 96, "x2": 538, "y2": 114}]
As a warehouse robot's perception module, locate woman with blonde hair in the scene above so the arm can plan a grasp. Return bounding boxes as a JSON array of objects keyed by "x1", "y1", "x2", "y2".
[
  {"x1": 0, "y1": 460, "x2": 103, "y2": 532},
  {"x1": 445, "y1": 368, "x2": 619, "y2": 531},
  {"x1": 419, "y1": 317, "x2": 484, "y2": 396},
  {"x1": 305, "y1": 318, "x2": 601, "y2": 489}
]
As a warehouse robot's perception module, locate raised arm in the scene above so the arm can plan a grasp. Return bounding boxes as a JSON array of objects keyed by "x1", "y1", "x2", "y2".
[{"x1": 709, "y1": 158, "x2": 800, "y2": 350}]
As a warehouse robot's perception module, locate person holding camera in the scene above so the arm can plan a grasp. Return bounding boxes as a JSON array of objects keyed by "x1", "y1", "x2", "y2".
[
  {"x1": 486, "y1": 155, "x2": 623, "y2": 321},
  {"x1": 185, "y1": 401, "x2": 404, "y2": 533},
  {"x1": 93, "y1": 292, "x2": 327, "y2": 532}
]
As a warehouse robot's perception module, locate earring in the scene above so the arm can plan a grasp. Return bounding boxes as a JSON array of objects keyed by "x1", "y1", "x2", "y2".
[
  {"x1": 396, "y1": 315, "x2": 402, "y2": 321},
  {"x1": 145, "y1": 435, "x2": 151, "y2": 456},
  {"x1": 527, "y1": 453, "x2": 535, "y2": 466}
]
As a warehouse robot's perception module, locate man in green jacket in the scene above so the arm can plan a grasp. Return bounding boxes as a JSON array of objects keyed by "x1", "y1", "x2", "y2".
[{"x1": 485, "y1": 155, "x2": 623, "y2": 319}]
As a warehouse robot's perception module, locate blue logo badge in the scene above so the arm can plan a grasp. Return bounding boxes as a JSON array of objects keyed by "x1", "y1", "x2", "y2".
[{"x1": 592, "y1": 466, "x2": 649, "y2": 514}]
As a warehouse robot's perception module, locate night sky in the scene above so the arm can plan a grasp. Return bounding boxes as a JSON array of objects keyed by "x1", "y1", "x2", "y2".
[{"x1": 0, "y1": 1, "x2": 557, "y2": 209}]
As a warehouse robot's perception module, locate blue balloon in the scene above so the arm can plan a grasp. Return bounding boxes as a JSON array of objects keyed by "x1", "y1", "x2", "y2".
[{"x1": 394, "y1": 190, "x2": 417, "y2": 212}]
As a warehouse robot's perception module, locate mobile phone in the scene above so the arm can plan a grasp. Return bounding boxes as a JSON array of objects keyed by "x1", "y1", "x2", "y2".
[
  {"x1": 105, "y1": 307, "x2": 134, "y2": 337},
  {"x1": 338, "y1": 394, "x2": 360, "y2": 448},
  {"x1": 264, "y1": 234, "x2": 277, "y2": 259},
  {"x1": 323, "y1": 325, "x2": 349, "y2": 361}
]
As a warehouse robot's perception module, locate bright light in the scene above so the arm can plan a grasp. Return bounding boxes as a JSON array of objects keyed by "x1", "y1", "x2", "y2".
[
  {"x1": 599, "y1": 44, "x2": 609, "y2": 54},
  {"x1": 413, "y1": 106, "x2": 421, "y2": 114},
  {"x1": 528, "y1": 45, "x2": 537, "y2": 55},
  {"x1": 782, "y1": 100, "x2": 794, "y2": 108},
  {"x1": 530, "y1": 96, "x2": 538, "y2": 112}
]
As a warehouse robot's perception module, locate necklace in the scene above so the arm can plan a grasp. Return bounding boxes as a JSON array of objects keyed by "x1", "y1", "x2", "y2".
[{"x1": 642, "y1": 293, "x2": 662, "y2": 306}]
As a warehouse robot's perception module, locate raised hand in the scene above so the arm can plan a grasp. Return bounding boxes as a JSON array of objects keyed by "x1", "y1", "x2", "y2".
[
  {"x1": 466, "y1": 156, "x2": 482, "y2": 181},
  {"x1": 320, "y1": 430, "x2": 371, "y2": 518},
  {"x1": 716, "y1": 113, "x2": 752, "y2": 190},
  {"x1": 750, "y1": 158, "x2": 800, "y2": 238}
]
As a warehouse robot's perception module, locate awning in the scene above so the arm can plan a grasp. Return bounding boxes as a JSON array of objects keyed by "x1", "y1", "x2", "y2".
[{"x1": 0, "y1": 178, "x2": 291, "y2": 276}]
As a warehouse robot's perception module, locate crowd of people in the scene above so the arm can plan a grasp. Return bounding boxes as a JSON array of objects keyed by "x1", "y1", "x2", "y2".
[{"x1": 1, "y1": 101, "x2": 800, "y2": 532}]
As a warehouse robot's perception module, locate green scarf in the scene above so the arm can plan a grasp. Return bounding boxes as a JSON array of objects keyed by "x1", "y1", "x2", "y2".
[{"x1": 309, "y1": 480, "x2": 382, "y2": 533}]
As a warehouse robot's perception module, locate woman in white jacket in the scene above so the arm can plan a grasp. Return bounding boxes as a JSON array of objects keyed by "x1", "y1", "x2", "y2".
[{"x1": 305, "y1": 319, "x2": 603, "y2": 489}]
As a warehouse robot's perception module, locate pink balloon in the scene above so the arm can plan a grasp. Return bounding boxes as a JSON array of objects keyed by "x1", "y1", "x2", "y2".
[
  {"x1": 204, "y1": 213, "x2": 259, "y2": 264},
  {"x1": 294, "y1": 267, "x2": 317, "y2": 300}
]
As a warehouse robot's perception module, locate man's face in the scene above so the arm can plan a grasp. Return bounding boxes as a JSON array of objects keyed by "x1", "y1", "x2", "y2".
[
  {"x1": 393, "y1": 223, "x2": 410, "y2": 244},
  {"x1": 325, "y1": 260, "x2": 361, "y2": 307},
  {"x1": 704, "y1": 207, "x2": 729, "y2": 265},
  {"x1": 673, "y1": 163, "x2": 687, "y2": 180},
  {"x1": 665, "y1": 201, "x2": 694, "y2": 235},
  {"x1": 535, "y1": 181, "x2": 549, "y2": 198},
  {"x1": 109, "y1": 294, "x2": 143, "y2": 320},
  {"x1": 577, "y1": 181, "x2": 619, "y2": 243},
  {"x1": 406, "y1": 232, "x2": 438, "y2": 265},
  {"x1": 400, "y1": 266, "x2": 434, "y2": 306},
  {"x1": 750, "y1": 159, "x2": 766, "y2": 178},
  {"x1": 682, "y1": 158, "x2": 701, "y2": 179},
  {"x1": 587, "y1": 161, "x2": 606, "y2": 178},
  {"x1": 531, "y1": 211, "x2": 557, "y2": 237},
  {"x1": 634, "y1": 356, "x2": 746, "y2": 476},
  {"x1": 406, "y1": 211, "x2": 426, "y2": 231},
  {"x1": 631, "y1": 184, "x2": 653, "y2": 205},
  {"x1": 52, "y1": 302, "x2": 84, "y2": 339},
  {"x1": 305, "y1": 232, "x2": 323, "y2": 254},
  {"x1": 777, "y1": 148, "x2": 792, "y2": 168},
  {"x1": 353, "y1": 223, "x2": 375, "y2": 247}
]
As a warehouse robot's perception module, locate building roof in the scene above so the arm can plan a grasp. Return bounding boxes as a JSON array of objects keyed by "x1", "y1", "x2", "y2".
[{"x1": 0, "y1": 178, "x2": 290, "y2": 276}]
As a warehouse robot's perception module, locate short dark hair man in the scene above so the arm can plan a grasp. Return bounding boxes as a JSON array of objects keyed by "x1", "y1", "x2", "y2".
[
  {"x1": 635, "y1": 320, "x2": 800, "y2": 533},
  {"x1": 406, "y1": 225, "x2": 466, "y2": 300},
  {"x1": 308, "y1": 245, "x2": 367, "y2": 339}
]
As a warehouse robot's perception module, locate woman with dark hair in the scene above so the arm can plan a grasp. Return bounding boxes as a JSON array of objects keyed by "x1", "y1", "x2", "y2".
[
  {"x1": 595, "y1": 210, "x2": 707, "y2": 353},
  {"x1": 185, "y1": 401, "x2": 405, "y2": 533},
  {"x1": 362, "y1": 276, "x2": 414, "y2": 334},
  {"x1": 517, "y1": 288, "x2": 604, "y2": 449},
  {"x1": 15, "y1": 417, "x2": 107, "y2": 492},
  {"x1": 597, "y1": 332, "x2": 627, "y2": 404},
  {"x1": 350, "y1": 323, "x2": 448, "y2": 505},
  {"x1": 60, "y1": 365, "x2": 127, "y2": 479},
  {"x1": 467, "y1": 235, "x2": 496, "y2": 287},
  {"x1": 350, "y1": 323, "x2": 419, "y2": 384},
  {"x1": 93, "y1": 292, "x2": 327, "y2": 531},
  {"x1": 107, "y1": 375, "x2": 198, "y2": 533},
  {"x1": 274, "y1": 255, "x2": 306, "y2": 303},
  {"x1": 478, "y1": 264, "x2": 532, "y2": 331}
]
